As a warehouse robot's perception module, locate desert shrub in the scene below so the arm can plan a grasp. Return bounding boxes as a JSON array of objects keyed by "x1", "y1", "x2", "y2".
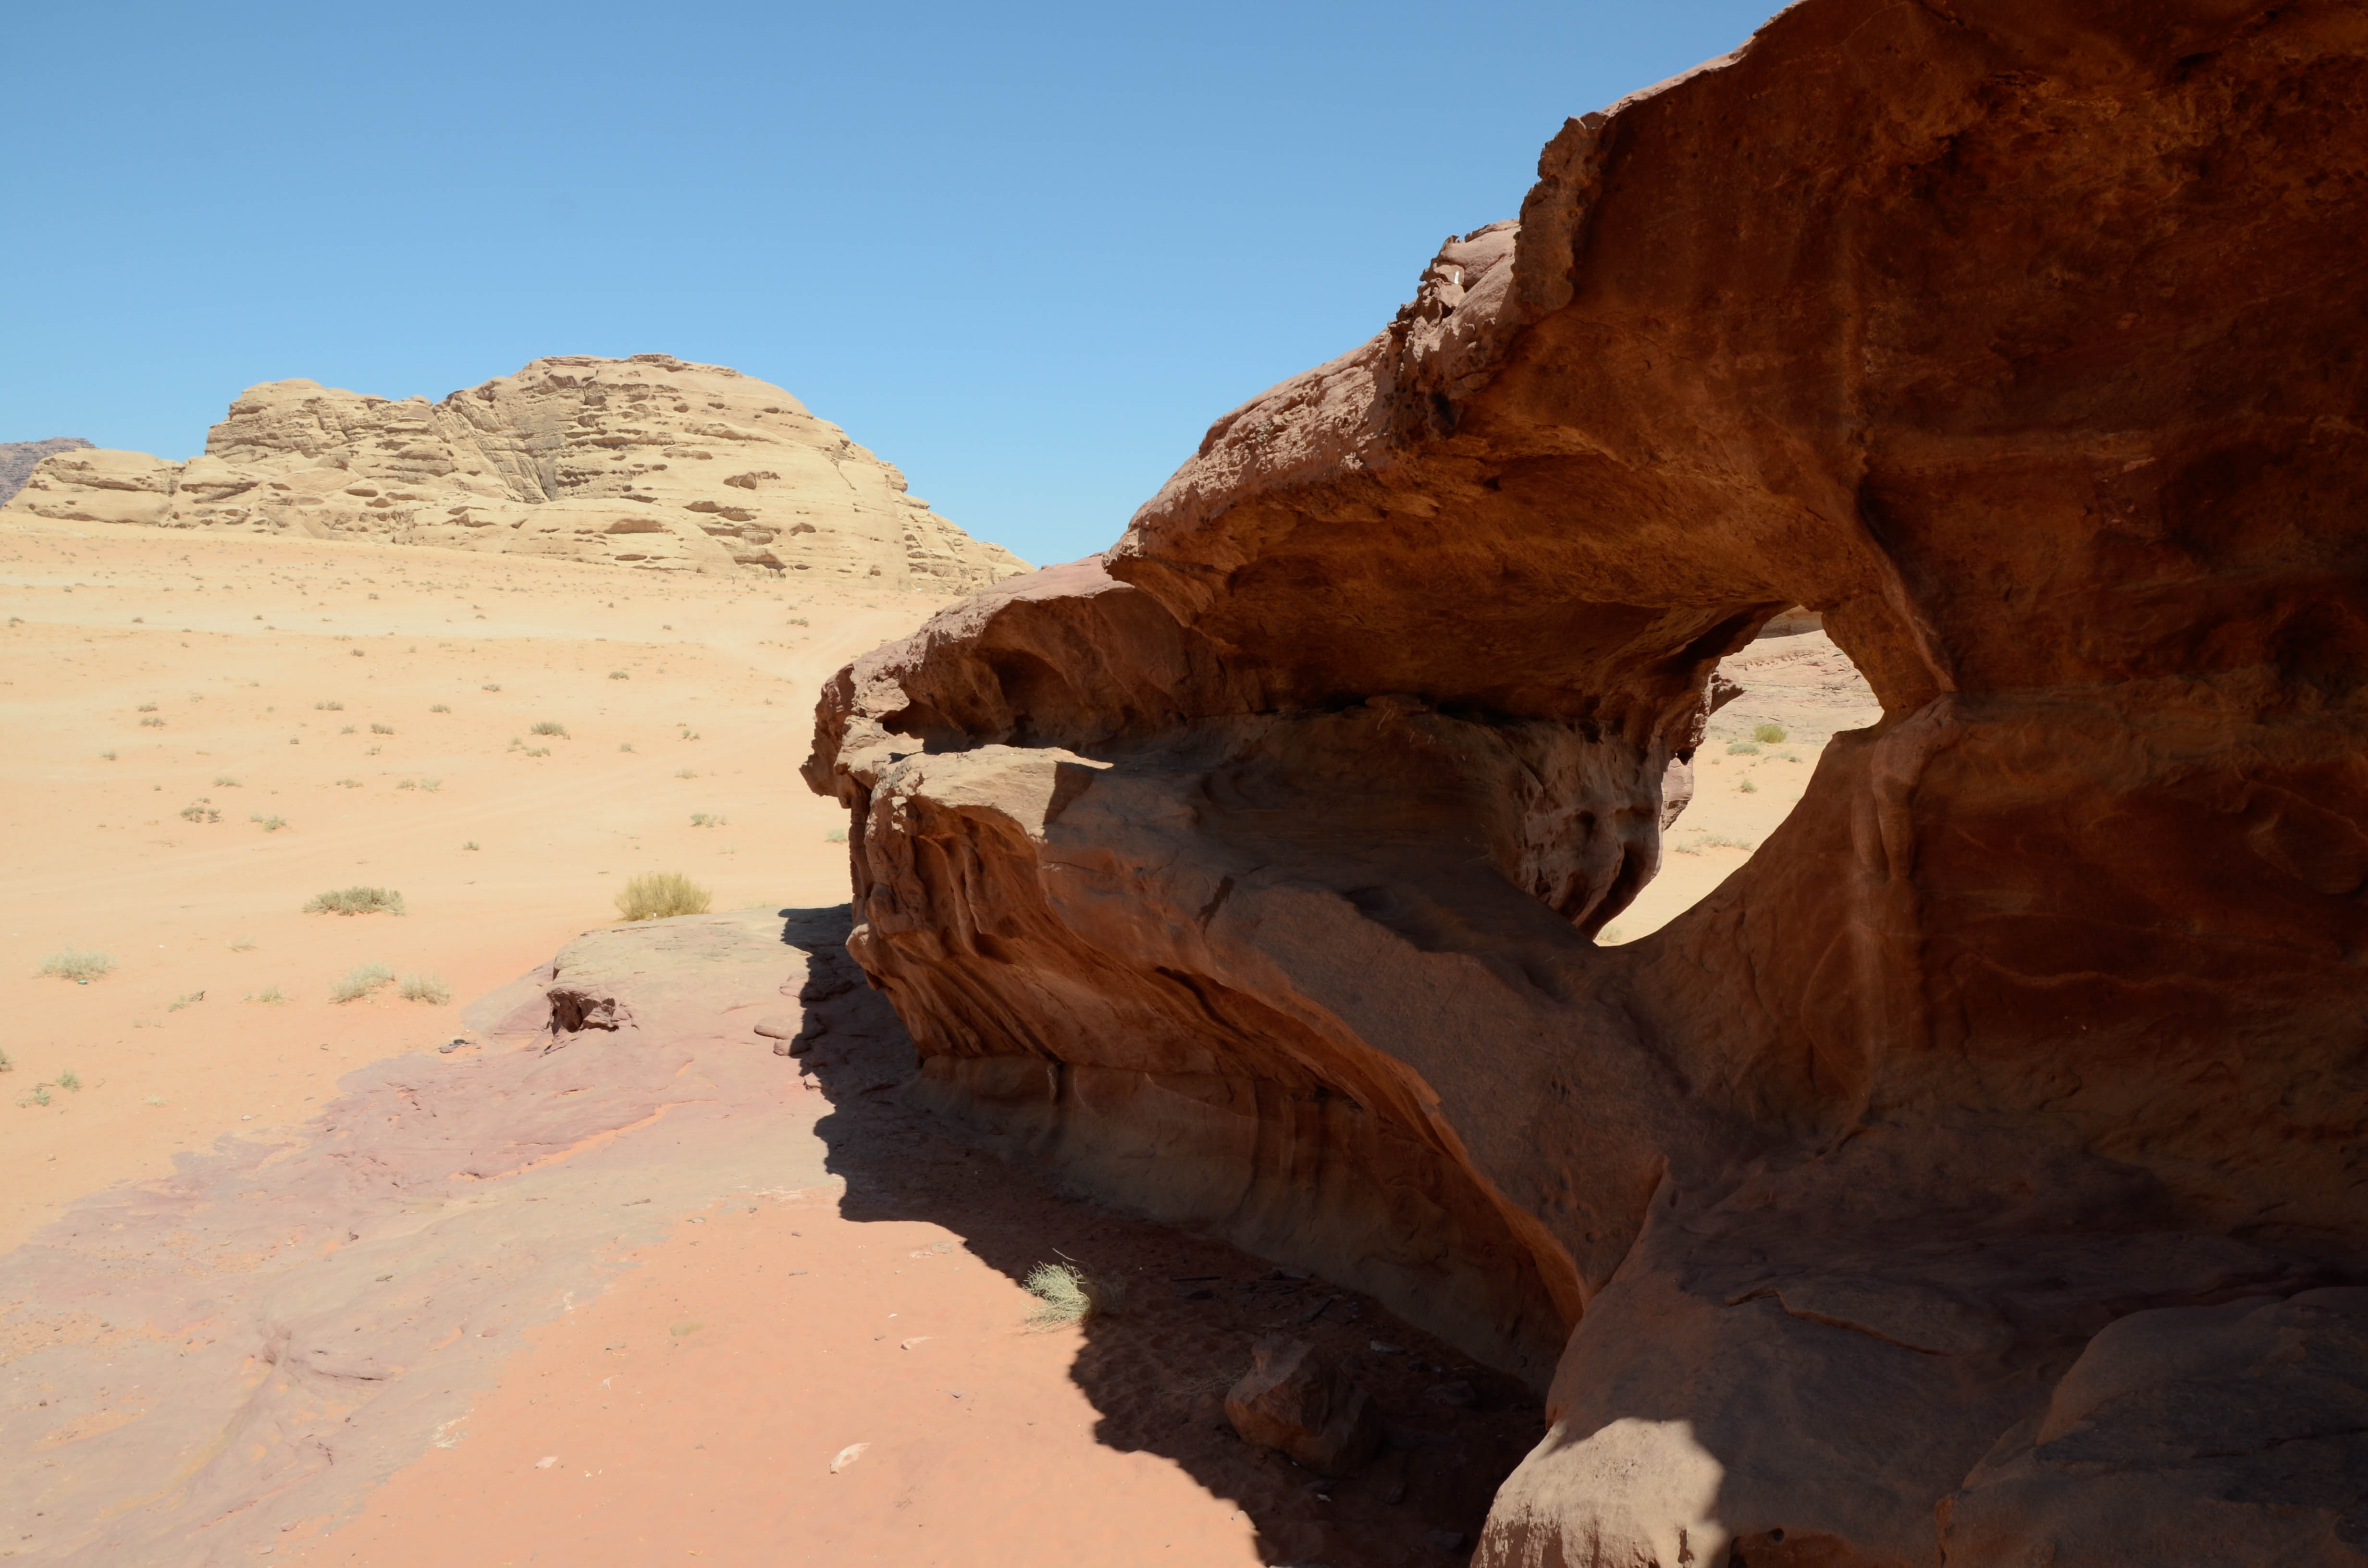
[
  {"x1": 1739, "y1": 778, "x2": 1758, "y2": 793},
  {"x1": 826, "y1": 826, "x2": 848, "y2": 844},
  {"x1": 690, "y1": 812, "x2": 726, "y2": 828},
  {"x1": 1752, "y1": 722, "x2": 1788, "y2": 745},
  {"x1": 676, "y1": 768, "x2": 697, "y2": 779},
  {"x1": 431, "y1": 703, "x2": 451, "y2": 713},
  {"x1": 21, "y1": 1085, "x2": 50, "y2": 1107},
  {"x1": 214, "y1": 775, "x2": 241, "y2": 787},
  {"x1": 40, "y1": 949, "x2": 113, "y2": 982},
  {"x1": 1023, "y1": 1260, "x2": 1125, "y2": 1327},
  {"x1": 618, "y1": 742, "x2": 635, "y2": 753},
  {"x1": 370, "y1": 723, "x2": 394, "y2": 735},
  {"x1": 305, "y1": 886, "x2": 406, "y2": 917},
  {"x1": 462, "y1": 840, "x2": 480, "y2": 851},
  {"x1": 530, "y1": 721, "x2": 569, "y2": 738},
  {"x1": 137, "y1": 702, "x2": 157, "y2": 712},
  {"x1": 251, "y1": 814, "x2": 289, "y2": 832},
  {"x1": 139, "y1": 716, "x2": 164, "y2": 727},
  {"x1": 609, "y1": 670, "x2": 629, "y2": 680},
  {"x1": 398, "y1": 972, "x2": 452, "y2": 1004},
  {"x1": 395, "y1": 778, "x2": 415, "y2": 791},
  {"x1": 481, "y1": 683, "x2": 500, "y2": 692},
  {"x1": 180, "y1": 802, "x2": 221, "y2": 822},
  {"x1": 1726, "y1": 740, "x2": 1760, "y2": 756},
  {"x1": 316, "y1": 700, "x2": 344, "y2": 711},
  {"x1": 337, "y1": 778, "x2": 362, "y2": 789},
  {"x1": 168, "y1": 991, "x2": 203, "y2": 1010},
  {"x1": 330, "y1": 962, "x2": 395, "y2": 1003},
  {"x1": 524, "y1": 746, "x2": 550, "y2": 758},
  {"x1": 56, "y1": 1070, "x2": 80, "y2": 1091},
  {"x1": 340, "y1": 725, "x2": 357, "y2": 734},
  {"x1": 245, "y1": 984, "x2": 286, "y2": 1004},
  {"x1": 100, "y1": 751, "x2": 116, "y2": 761},
  {"x1": 615, "y1": 871, "x2": 711, "y2": 922}
]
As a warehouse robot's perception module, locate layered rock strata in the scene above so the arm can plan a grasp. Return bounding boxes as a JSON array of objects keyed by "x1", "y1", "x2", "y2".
[
  {"x1": 810, "y1": 2, "x2": 2368, "y2": 1562},
  {"x1": 0, "y1": 436, "x2": 92, "y2": 504},
  {"x1": 2, "y1": 356, "x2": 1028, "y2": 589}
]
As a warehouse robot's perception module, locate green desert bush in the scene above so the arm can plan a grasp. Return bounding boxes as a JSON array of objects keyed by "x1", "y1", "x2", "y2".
[
  {"x1": 305, "y1": 886, "x2": 406, "y2": 917},
  {"x1": 330, "y1": 962, "x2": 395, "y2": 1003},
  {"x1": 245, "y1": 983, "x2": 285, "y2": 1004},
  {"x1": 690, "y1": 812, "x2": 726, "y2": 828},
  {"x1": 1726, "y1": 740, "x2": 1760, "y2": 756},
  {"x1": 1739, "y1": 777, "x2": 1759, "y2": 793},
  {"x1": 399, "y1": 972, "x2": 453, "y2": 1004},
  {"x1": 615, "y1": 871, "x2": 711, "y2": 922},
  {"x1": 530, "y1": 721, "x2": 569, "y2": 738},
  {"x1": 1751, "y1": 722, "x2": 1788, "y2": 745},
  {"x1": 40, "y1": 949, "x2": 113, "y2": 982},
  {"x1": 370, "y1": 723, "x2": 394, "y2": 735},
  {"x1": 825, "y1": 826, "x2": 848, "y2": 844},
  {"x1": 180, "y1": 801, "x2": 221, "y2": 822},
  {"x1": 431, "y1": 703, "x2": 451, "y2": 713},
  {"x1": 315, "y1": 699, "x2": 344, "y2": 711},
  {"x1": 214, "y1": 775, "x2": 241, "y2": 787},
  {"x1": 56, "y1": 1069, "x2": 80, "y2": 1091}
]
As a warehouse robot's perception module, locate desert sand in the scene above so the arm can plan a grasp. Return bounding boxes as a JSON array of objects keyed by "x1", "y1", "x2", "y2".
[{"x1": 0, "y1": 518, "x2": 1643, "y2": 1566}]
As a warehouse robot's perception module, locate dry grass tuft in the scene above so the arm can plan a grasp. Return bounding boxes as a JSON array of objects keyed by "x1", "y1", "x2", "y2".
[
  {"x1": 330, "y1": 962, "x2": 395, "y2": 1003},
  {"x1": 1023, "y1": 1259, "x2": 1126, "y2": 1328},
  {"x1": 40, "y1": 949, "x2": 113, "y2": 982},
  {"x1": 305, "y1": 885, "x2": 406, "y2": 917},
  {"x1": 399, "y1": 972, "x2": 452, "y2": 1004},
  {"x1": 615, "y1": 871, "x2": 711, "y2": 922}
]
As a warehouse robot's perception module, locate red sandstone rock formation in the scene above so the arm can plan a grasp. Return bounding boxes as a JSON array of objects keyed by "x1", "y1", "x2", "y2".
[{"x1": 809, "y1": 1, "x2": 2368, "y2": 1561}]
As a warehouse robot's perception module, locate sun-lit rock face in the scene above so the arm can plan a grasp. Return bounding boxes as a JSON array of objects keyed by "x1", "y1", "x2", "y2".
[
  {"x1": 3, "y1": 355, "x2": 1029, "y2": 589},
  {"x1": 813, "y1": 1, "x2": 2368, "y2": 1560}
]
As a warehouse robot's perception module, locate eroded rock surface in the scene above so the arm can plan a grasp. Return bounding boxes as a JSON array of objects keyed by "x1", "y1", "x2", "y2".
[
  {"x1": 0, "y1": 437, "x2": 92, "y2": 504},
  {"x1": 1, "y1": 356, "x2": 1027, "y2": 589},
  {"x1": 809, "y1": 2, "x2": 2368, "y2": 1562}
]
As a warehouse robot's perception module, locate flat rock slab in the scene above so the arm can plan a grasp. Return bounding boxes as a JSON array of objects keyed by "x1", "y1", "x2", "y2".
[{"x1": 0, "y1": 907, "x2": 841, "y2": 1568}]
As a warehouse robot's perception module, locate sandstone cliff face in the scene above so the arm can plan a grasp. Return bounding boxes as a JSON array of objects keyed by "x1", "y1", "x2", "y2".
[
  {"x1": 0, "y1": 437, "x2": 93, "y2": 504},
  {"x1": 2, "y1": 357, "x2": 1027, "y2": 590},
  {"x1": 810, "y1": 3, "x2": 2368, "y2": 1562}
]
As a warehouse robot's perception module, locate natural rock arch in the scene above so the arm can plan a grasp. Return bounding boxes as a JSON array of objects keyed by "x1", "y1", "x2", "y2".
[{"x1": 809, "y1": 2, "x2": 2368, "y2": 1560}]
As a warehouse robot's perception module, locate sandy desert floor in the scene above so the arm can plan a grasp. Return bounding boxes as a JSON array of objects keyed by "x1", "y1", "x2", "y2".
[{"x1": 0, "y1": 520, "x2": 1869, "y2": 1567}]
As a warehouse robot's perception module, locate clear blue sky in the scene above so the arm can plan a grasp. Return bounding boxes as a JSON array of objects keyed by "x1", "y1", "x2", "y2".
[{"x1": 1, "y1": 0, "x2": 1778, "y2": 567}]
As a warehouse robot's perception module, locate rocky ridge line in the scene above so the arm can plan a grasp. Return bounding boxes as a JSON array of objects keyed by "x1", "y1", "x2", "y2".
[{"x1": 1, "y1": 355, "x2": 1028, "y2": 589}]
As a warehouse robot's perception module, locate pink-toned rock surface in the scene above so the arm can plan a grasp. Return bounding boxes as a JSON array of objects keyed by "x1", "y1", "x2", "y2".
[
  {"x1": 0, "y1": 909, "x2": 843, "y2": 1566},
  {"x1": 810, "y1": 2, "x2": 2368, "y2": 1562}
]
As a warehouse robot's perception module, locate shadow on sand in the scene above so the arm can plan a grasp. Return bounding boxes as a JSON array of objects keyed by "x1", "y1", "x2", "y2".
[{"x1": 778, "y1": 905, "x2": 1542, "y2": 1568}]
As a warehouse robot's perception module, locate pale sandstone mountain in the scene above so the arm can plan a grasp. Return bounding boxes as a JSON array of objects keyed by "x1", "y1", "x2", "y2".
[
  {"x1": 0, "y1": 437, "x2": 94, "y2": 504},
  {"x1": 1, "y1": 355, "x2": 1028, "y2": 589}
]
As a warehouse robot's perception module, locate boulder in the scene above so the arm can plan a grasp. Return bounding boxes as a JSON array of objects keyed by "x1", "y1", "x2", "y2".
[
  {"x1": 808, "y1": 1, "x2": 2368, "y2": 1560},
  {"x1": 1224, "y1": 1335, "x2": 1385, "y2": 1477}
]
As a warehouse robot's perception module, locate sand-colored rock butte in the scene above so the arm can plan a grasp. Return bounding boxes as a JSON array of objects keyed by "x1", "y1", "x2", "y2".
[
  {"x1": 3, "y1": 355, "x2": 1028, "y2": 589},
  {"x1": 0, "y1": 439, "x2": 92, "y2": 505},
  {"x1": 809, "y1": 2, "x2": 2368, "y2": 1564}
]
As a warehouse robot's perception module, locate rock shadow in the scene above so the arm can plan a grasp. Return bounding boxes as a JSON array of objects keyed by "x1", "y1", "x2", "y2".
[{"x1": 781, "y1": 903, "x2": 1544, "y2": 1568}]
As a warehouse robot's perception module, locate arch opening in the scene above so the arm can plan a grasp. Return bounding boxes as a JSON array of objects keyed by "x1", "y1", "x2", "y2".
[{"x1": 1601, "y1": 608, "x2": 1879, "y2": 946}]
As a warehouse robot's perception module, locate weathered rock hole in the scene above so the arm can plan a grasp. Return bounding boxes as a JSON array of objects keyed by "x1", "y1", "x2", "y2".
[{"x1": 1600, "y1": 610, "x2": 1878, "y2": 946}]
